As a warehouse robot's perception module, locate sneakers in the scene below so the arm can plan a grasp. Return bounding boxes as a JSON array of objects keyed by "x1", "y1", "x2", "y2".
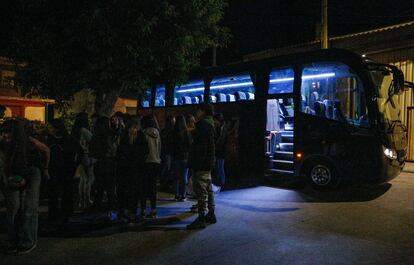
[
  {"x1": 187, "y1": 216, "x2": 206, "y2": 230},
  {"x1": 17, "y1": 244, "x2": 37, "y2": 255},
  {"x1": 205, "y1": 211, "x2": 217, "y2": 224}
]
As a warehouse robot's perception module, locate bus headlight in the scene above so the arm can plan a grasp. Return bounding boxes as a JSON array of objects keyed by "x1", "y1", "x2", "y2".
[{"x1": 383, "y1": 146, "x2": 397, "y2": 160}]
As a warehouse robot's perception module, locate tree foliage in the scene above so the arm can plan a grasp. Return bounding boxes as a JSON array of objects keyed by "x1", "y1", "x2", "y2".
[{"x1": 9, "y1": 0, "x2": 229, "y2": 115}]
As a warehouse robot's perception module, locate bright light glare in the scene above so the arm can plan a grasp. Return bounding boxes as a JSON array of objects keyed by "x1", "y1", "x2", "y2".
[{"x1": 175, "y1": 73, "x2": 335, "y2": 93}]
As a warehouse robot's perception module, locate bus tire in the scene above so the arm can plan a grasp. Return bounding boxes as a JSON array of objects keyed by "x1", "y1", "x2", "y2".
[{"x1": 306, "y1": 160, "x2": 341, "y2": 190}]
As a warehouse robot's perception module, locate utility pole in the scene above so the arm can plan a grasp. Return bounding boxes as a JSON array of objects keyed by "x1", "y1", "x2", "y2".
[{"x1": 321, "y1": 0, "x2": 328, "y2": 49}]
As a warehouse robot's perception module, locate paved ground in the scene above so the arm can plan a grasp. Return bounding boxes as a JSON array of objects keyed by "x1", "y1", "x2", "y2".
[{"x1": 1, "y1": 171, "x2": 414, "y2": 265}]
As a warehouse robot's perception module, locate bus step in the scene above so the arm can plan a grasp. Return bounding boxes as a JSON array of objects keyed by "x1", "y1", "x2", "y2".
[
  {"x1": 274, "y1": 151, "x2": 293, "y2": 160},
  {"x1": 272, "y1": 159, "x2": 294, "y2": 171},
  {"x1": 267, "y1": 169, "x2": 294, "y2": 175},
  {"x1": 279, "y1": 143, "x2": 293, "y2": 152},
  {"x1": 281, "y1": 134, "x2": 294, "y2": 143}
]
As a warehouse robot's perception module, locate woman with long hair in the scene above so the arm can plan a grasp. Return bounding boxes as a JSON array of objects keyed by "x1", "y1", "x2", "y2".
[
  {"x1": 1, "y1": 118, "x2": 50, "y2": 255},
  {"x1": 160, "y1": 115, "x2": 175, "y2": 189},
  {"x1": 47, "y1": 118, "x2": 78, "y2": 221},
  {"x1": 139, "y1": 114, "x2": 161, "y2": 219},
  {"x1": 90, "y1": 116, "x2": 118, "y2": 217},
  {"x1": 171, "y1": 115, "x2": 192, "y2": 201},
  {"x1": 71, "y1": 112, "x2": 94, "y2": 209},
  {"x1": 116, "y1": 114, "x2": 140, "y2": 221}
]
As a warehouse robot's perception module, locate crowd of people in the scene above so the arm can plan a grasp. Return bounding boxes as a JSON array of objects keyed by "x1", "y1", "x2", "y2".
[{"x1": 0, "y1": 103, "x2": 228, "y2": 255}]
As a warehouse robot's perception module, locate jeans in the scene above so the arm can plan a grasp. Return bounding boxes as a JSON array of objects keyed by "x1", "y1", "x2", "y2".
[
  {"x1": 5, "y1": 167, "x2": 41, "y2": 248},
  {"x1": 215, "y1": 158, "x2": 226, "y2": 186},
  {"x1": 193, "y1": 171, "x2": 215, "y2": 216},
  {"x1": 140, "y1": 163, "x2": 160, "y2": 211},
  {"x1": 94, "y1": 158, "x2": 116, "y2": 211},
  {"x1": 173, "y1": 160, "x2": 188, "y2": 198}
]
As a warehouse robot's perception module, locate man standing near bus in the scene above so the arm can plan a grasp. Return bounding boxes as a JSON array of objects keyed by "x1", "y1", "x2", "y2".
[{"x1": 187, "y1": 104, "x2": 217, "y2": 229}]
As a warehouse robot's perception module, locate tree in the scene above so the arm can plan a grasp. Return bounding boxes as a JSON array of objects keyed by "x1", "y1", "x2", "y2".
[{"x1": 8, "y1": 0, "x2": 229, "y2": 116}]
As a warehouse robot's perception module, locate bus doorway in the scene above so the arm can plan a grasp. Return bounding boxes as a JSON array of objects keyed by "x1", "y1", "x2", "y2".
[{"x1": 265, "y1": 98, "x2": 294, "y2": 175}]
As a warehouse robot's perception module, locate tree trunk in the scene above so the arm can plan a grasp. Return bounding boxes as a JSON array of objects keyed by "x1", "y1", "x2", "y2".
[{"x1": 94, "y1": 88, "x2": 121, "y2": 117}]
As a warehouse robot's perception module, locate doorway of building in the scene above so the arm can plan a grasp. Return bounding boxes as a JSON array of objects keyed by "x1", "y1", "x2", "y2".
[{"x1": 265, "y1": 98, "x2": 294, "y2": 174}]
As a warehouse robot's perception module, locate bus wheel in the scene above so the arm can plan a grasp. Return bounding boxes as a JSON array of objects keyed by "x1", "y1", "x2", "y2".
[{"x1": 307, "y1": 162, "x2": 340, "y2": 189}]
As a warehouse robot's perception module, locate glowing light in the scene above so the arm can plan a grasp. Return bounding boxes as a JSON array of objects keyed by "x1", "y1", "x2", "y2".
[
  {"x1": 175, "y1": 73, "x2": 335, "y2": 93},
  {"x1": 296, "y1": 152, "x2": 303, "y2": 159}
]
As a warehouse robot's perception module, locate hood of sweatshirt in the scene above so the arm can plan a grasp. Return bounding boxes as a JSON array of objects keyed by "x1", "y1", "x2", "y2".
[{"x1": 144, "y1": 127, "x2": 160, "y2": 138}]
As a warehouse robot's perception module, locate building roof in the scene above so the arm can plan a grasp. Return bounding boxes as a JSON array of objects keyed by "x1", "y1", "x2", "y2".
[{"x1": 244, "y1": 20, "x2": 414, "y2": 61}]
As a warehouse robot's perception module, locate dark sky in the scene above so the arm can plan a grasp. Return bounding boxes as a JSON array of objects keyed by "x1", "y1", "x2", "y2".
[
  {"x1": 208, "y1": 0, "x2": 414, "y2": 65},
  {"x1": 1, "y1": 1, "x2": 413, "y2": 65}
]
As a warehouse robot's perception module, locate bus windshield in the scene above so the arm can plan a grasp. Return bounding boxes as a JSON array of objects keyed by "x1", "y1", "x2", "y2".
[{"x1": 368, "y1": 65, "x2": 402, "y2": 130}]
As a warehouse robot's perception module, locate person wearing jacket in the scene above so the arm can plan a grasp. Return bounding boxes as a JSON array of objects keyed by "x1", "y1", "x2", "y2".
[
  {"x1": 90, "y1": 116, "x2": 119, "y2": 217},
  {"x1": 213, "y1": 113, "x2": 227, "y2": 189},
  {"x1": 171, "y1": 115, "x2": 192, "y2": 201},
  {"x1": 140, "y1": 115, "x2": 161, "y2": 219},
  {"x1": 47, "y1": 118, "x2": 78, "y2": 222},
  {"x1": 187, "y1": 104, "x2": 217, "y2": 229}
]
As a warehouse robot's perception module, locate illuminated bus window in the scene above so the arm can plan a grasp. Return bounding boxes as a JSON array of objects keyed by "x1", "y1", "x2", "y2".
[
  {"x1": 154, "y1": 85, "x2": 166, "y2": 107},
  {"x1": 268, "y1": 68, "x2": 294, "y2": 94},
  {"x1": 140, "y1": 88, "x2": 152, "y2": 108},
  {"x1": 209, "y1": 73, "x2": 255, "y2": 103},
  {"x1": 174, "y1": 79, "x2": 205, "y2": 106}
]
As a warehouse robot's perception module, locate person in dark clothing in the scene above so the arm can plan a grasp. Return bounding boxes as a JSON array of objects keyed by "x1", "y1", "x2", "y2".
[
  {"x1": 71, "y1": 112, "x2": 94, "y2": 209},
  {"x1": 160, "y1": 116, "x2": 175, "y2": 189},
  {"x1": 90, "y1": 116, "x2": 118, "y2": 217},
  {"x1": 213, "y1": 113, "x2": 227, "y2": 188},
  {"x1": 140, "y1": 115, "x2": 161, "y2": 219},
  {"x1": 47, "y1": 118, "x2": 78, "y2": 222},
  {"x1": 187, "y1": 104, "x2": 217, "y2": 229},
  {"x1": 1, "y1": 118, "x2": 50, "y2": 255},
  {"x1": 116, "y1": 115, "x2": 140, "y2": 221},
  {"x1": 171, "y1": 115, "x2": 192, "y2": 201}
]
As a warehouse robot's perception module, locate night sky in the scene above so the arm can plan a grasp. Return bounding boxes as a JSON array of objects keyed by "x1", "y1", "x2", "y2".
[{"x1": 1, "y1": 1, "x2": 413, "y2": 65}]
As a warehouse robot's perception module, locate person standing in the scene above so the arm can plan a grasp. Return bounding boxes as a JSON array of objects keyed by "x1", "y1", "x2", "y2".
[
  {"x1": 47, "y1": 118, "x2": 78, "y2": 222},
  {"x1": 116, "y1": 115, "x2": 140, "y2": 221},
  {"x1": 1, "y1": 119, "x2": 50, "y2": 255},
  {"x1": 71, "y1": 112, "x2": 94, "y2": 209},
  {"x1": 159, "y1": 116, "x2": 175, "y2": 190},
  {"x1": 90, "y1": 116, "x2": 118, "y2": 218},
  {"x1": 139, "y1": 115, "x2": 161, "y2": 219},
  {"x1": 187, "y1": 104, "x2": 217, "y2": 229},
  {"x1": 171, "y1": 115, "x2": 192, "y2": 201},
  {"x1": 213, "y1": 113, "x2": 227, "y2": 189}
]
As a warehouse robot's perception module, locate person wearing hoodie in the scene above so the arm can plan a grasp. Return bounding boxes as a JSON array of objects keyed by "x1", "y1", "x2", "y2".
[
  {"x1": 187, "y1": 104, "x2": 217, "y2": 229},
  {"x1": 140, "y1": 114, "x2": 161, "y2": 219}
]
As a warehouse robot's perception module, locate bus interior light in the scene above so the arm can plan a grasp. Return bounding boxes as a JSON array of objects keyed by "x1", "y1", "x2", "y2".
[{"x1": 176, "y1": 73, "x2": 335, "y2": 93}]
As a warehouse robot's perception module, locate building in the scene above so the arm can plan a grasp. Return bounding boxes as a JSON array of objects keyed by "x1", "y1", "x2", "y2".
[
  {"x1": 244, "y1": 20, "x2": 414, "y2": 161},
  {"x1": 0, "y1": 57, "x2": 138, "y2": 121},
  {"x1": 0, "y1": 57, "x2": 54, "y2": 122}
]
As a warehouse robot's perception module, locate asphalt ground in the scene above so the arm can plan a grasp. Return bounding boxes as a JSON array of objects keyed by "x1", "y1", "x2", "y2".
[{"x1": 1, "y1": 170, "x2": 414, "y2": 265}]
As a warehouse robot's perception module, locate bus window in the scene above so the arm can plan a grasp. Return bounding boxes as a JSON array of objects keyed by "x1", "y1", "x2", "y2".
[
  {"x1": 209, "y1": 73, "x2": 255, "y2": 103},
  {"x1": 174, "y1": 79, "x2": 205, "y2": 106},
  {"x1": 268, "y1": 68, "x2": 294, "y2": 94},
  {"x1": 300, "y1": 62, "x2": 368, "y2": 126},
  {"x1": 154, "y1": 85, "x2": 166, "y2": 107},
  {"x1": 140, "y1": 88, "x2": 152, "y2": 108}
]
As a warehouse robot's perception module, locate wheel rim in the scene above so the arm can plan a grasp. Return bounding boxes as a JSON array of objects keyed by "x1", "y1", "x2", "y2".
[{"x1": 310, "y1": 165, "x2": 331, "y2": 186}]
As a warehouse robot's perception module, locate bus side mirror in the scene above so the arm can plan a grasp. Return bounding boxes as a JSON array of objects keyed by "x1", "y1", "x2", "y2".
[{"x1": 391, "y1": 67, "x2": 405, "y2": 94}]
